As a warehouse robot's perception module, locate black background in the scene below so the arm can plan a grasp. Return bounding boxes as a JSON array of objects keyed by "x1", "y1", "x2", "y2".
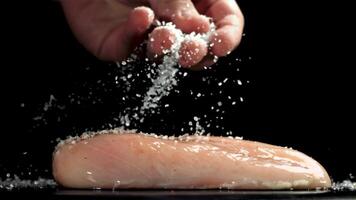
[{"x1": 0, "y1": 0, "x2": 355, "y2": 183}]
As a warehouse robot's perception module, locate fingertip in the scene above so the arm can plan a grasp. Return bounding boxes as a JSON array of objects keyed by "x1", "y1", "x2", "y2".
[
  {"x1": 210, "y1": 26, "x2": 242, "y2": 57},
  {"x1": 174, "y1": 14, "x2": 211, "y2": 34},
  {"x1": 179, "y1": 38, "x2": 208, "y2": 68},
  {"x1": 193, "y1": 15, "x2": 211, "y2": 33},
  {"x1": 189, "y1": 55, "x2": 216, "y2": 71},
  {"x1": 129, "y1": 6, "x2": 155, "y2": 33},
  {"x1": 147, "y1": 26, "x2": 177, "y2": 58},
  {"x1": 109, "y1": 7, "x2": 154, "y2": 61}
]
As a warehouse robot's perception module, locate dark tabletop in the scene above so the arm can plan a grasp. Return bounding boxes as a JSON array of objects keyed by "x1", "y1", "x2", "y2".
[{"x1": 2, "y1": 189, "x2": 356, "y2": 200}]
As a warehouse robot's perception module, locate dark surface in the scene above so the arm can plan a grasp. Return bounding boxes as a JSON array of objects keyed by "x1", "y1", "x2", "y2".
[
  {"x1": 0, "y1": 0, "x2": 355, "y2": 188},
  {"x1": 2, "y1": 189, "x2": 356, "y2": 200}
]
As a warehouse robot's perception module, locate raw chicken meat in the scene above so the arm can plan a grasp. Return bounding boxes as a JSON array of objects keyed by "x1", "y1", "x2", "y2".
[{"x1": 53, "y1": 130, "x2": 331, "y2": 189}]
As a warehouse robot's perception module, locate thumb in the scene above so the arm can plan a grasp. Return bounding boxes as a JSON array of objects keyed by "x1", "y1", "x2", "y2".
[
  {"x1": 97, "y1": 6, "x2": 155, "y2": 61},
  {"x1": 148, "y1": 0, "x2": 210, "y2": 33}
]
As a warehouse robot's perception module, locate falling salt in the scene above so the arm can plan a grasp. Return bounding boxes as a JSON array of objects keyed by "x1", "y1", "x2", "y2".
[
  {"x1": 52, "y1": 15, "x2": 249, "y2": 146},
  {"x1": 141, "y1": 22, "x2": 215, "y2": 112},
  {"x1": 43, "y1": 94, "x2": 56, "y2": 111},
  {"x1": 117, "y1": 21, "x2": 216, "y2": 126}
]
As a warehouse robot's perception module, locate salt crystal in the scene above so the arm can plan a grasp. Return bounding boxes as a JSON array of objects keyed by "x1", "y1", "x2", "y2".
[
  {"x1": 0, "y1": 175, "x2": 57, "y2": 190},
  {"x1": 332, "y1": 180, "x2": 356, "y2": 191}
]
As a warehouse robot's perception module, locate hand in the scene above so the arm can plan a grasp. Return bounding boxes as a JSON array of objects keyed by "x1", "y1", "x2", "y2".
[{"x1": 61, "y1": 0, "x2": 244, "y2": 69}]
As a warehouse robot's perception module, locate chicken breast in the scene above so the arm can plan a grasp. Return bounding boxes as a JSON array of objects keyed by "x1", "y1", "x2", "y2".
[{"x1": 53, "y1": 130, "x2": 331, "y2": 189}]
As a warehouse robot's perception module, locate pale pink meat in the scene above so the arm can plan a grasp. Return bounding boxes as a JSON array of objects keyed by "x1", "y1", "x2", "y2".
[{"x1": 53, "y1": 132, "x2": 331, "y2": 189}]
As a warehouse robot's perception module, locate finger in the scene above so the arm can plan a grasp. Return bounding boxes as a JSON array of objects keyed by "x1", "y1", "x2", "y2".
[
  {"x1": 98, "y1": 6, "x2": 155, "y2": 61},
  {"x1": 148, "y1": 0, "x2": 210, "y2": 33},
  {"x1": 188, "y1": 55, "x2": 216, "y2": 71},
  {"x1": 196, "y1": 0, "x2": 244, "y2": 57},
  {"x1": 147, "y1": 25, "x2": 209, "y2": 68},
  {"x1": 147, "y1": 26, "x2": 209, "y2": 69},
  {"x1": 178, "y1": 38, "x2": 208, "y2": 68},
  {"x1": 53, "y1": 132, "x2": 331, "y2": 189},
  {"x1": 210, "y1": 20, "x2": 243, "y2": 57},
  {"x1": 147, "y1": 26, "x2": 178, "y2": 58}
]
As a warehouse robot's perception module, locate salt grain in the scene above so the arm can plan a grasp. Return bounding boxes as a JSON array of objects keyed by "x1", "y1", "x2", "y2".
[{"x1": 0, "y1": 175, "x2": 57, "y2": 191}]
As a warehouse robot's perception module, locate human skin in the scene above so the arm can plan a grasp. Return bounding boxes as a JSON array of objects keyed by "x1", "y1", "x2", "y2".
[
  {"x1": 53, "y1": 131, "x2": 331, "y2": 189},
  {"x1": 60, "y1": 0, "x2": 244, "y2": 69}
]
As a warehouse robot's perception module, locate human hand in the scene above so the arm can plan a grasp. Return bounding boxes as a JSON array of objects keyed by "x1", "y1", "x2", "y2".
[{"x1": 61, "y1": 0, "x2": 244, "y2": 69}]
